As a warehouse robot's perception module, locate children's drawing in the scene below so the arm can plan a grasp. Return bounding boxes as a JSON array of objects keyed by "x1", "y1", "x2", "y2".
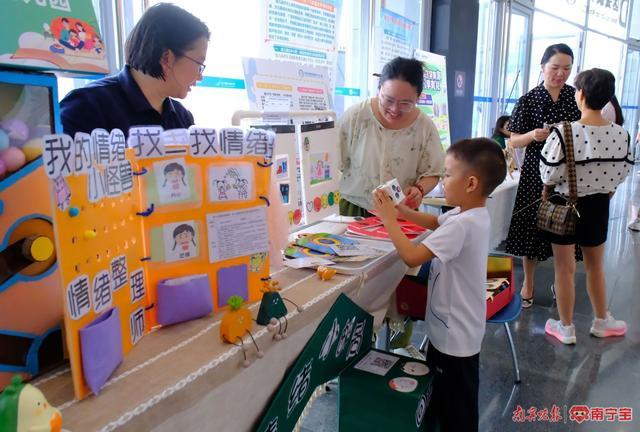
[
  {"x1": 163, "y1": 221, "x2": 199, "y2": 262},
  {"x1": 249, "y1": 252, "x2": 267, "y2": 272},
  {"x1": 279, "y1": 183, "x2": 290, "y2": 204},
  {"x1": 310, "y1": 153, "x2": 331, "y2": 185},
  {"x1": 154, "y1": 158, "x2": 191, "y2": 204},
  {"x1": 275, "y1": 155, "x2": 289, "y2": 179},
  {"x1": 209, "y1": 165, "x2": 254, "y2": 202},
  {"x1": 53, "y1": 176, "x2": 71, "y2": 211}
]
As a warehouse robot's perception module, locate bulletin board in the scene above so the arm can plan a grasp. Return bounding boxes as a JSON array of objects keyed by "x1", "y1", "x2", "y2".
[
  {"x1": 42, "y1": 129, "x2": 146, "y2": 400},
  {"x1": 42, "y1": 125, "x2": 274, "y2": 400},
  {"x1": 130, "y1": 125, "x2": 273, "y2": 326},
  {"x1": 254, "y1": 124, "x2": 304, "y2": 231},
  {"x1": 298, "y1": 121, "x2": 341, "y2": 224}
]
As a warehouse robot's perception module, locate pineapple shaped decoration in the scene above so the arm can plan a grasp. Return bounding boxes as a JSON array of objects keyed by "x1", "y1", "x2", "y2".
[{"x1": 220, "y1": 295, "x2": 263, "y2": 367}]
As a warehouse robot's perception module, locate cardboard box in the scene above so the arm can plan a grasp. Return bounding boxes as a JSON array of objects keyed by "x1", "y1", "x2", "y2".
[{"x1": 339, "y1": 349, "x2": 434, "y2": 431}]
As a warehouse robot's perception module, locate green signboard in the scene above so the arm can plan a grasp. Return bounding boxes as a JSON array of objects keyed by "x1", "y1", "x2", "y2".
[
  {"x1": 0, "y1": 0, "x2": 108, "y2": 74},
  {"x1": 414, "y1": 49, "x2": 451, "y2": 149},
  {"x1": 255, "y1": 293, "x2": 374, "y2": 432}
]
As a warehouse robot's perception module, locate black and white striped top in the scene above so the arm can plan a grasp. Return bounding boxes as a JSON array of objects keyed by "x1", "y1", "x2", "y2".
[{"x1": 540, "y1": 122, "x2": 634, "y2": 196}]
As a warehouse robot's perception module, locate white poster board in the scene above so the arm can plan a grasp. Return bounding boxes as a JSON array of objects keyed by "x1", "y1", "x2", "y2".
[
  {"x1": 242, "y1": 57, "x2": 333, "y2": 112},
  {"x1": 298, "y1": 121, "x2": 341, "y2": 224},
  {"x1": 413, "y1": 49, "x2": 451, "y2": 149}
]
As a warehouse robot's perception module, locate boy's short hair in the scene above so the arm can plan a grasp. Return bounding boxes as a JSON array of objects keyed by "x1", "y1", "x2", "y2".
[
  {"x1": 447, "y1": 138, "x2": 506, "y2": 196},
  {"x1": 125, "y1": 3, "x2": 210, "y2": 80},
  {"x1": 573, "y1": 68, "x2": 615, "y2": 110}
]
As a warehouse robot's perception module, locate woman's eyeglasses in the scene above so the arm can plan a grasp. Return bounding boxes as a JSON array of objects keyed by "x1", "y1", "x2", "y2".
[
  {"x1": 183, "y1": 54, "x2": 206, "y2": 75},
  {"x1": 378, "y1": 91, "x2": 416, "y2": 112}
]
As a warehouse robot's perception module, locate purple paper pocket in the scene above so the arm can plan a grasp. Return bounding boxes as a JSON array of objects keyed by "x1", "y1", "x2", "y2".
[
  {"x1": 157, "y1": 274, "x2": 213, "y2": 326},
  {"x1": 79, "y1": 307, "x2": 123, "y2": 395}
]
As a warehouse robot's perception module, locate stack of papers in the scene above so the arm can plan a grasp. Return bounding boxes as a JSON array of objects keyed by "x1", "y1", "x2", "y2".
[
  {"x1": 345, "y1": 217, "x2": 426, "y2": 241},
  {"x1": 283, "y1": 233, "x2": 382, "y2": 268}
]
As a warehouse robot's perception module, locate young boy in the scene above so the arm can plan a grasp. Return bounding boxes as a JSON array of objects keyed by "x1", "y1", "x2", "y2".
[{"x1": 373, "y1": 138, "x2": 506, "y2": 432}]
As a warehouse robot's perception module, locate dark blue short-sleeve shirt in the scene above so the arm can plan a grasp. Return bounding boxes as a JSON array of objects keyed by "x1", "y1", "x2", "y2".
[{"x1": 60, "y1": 65, "x2": 195, "y2": 137}]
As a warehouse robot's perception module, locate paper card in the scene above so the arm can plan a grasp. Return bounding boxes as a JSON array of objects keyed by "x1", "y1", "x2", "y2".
[
  {"x1": 309, "y1": 152, "x2": 332, "y2": 185},
  {"x1": 328, "y1": 243, "x2": 380, "y2": 257},
  {"x1": 279, "y1": 182, "x2": 290, "y2": 204},
  {"x1": 87, "y1": 166, "x2": 106, "y2": 203},
  {"x1": 105, "y1": 164, "x2": 122, "y2": 197},
  {"x1": 206, "y1": 207, "x2": 268, "y2": 262},
  {"x1": 189, "y1": 127, "x2": 219, "y2": 157},
  {"x1": 92, "y1": 269, "x2": 112, "y2": 314},
  {"x1": 91, "y1": 129, "x2": 110, "y2": 166},
  {"x1": 128, "y1": 126, "x2": 165, "y2": 159},
  {"x1": 73, "y1": 132, "x2": 92, "y2": 174},
  {"x1": 208, "y1": 165, "x2": 254, "y2": 202},
  {"x1": 54, "y1": 175, "x2": 71, "y2": 211},
  {"x1": 109, "y1": 129, "x2": 126, "y2": 164},
  {"x1": 217, "y1": 265, "x2": 249, "y2": 307},
  {"x1": 42, "y1": 134, "x2": 73, "y2": 178},
  {"x1": 119, "y1": 161, "x2": 134, "y2": 193},
  {"x1": 162, "y1": 221, "x2": 199, "y2": 262},
  {"x1": 244, "y1": 128, "x2": 275, "y2": 159},
  {"x1": 129, "y1": 307, "x2": 145, "y2": 345},
  {"x1": 249, "y1": 252, "x2": 268, "y2": 272},
  {"x1": 110, "y1": 255, "x2": 128, "y2": 292},
  {"x1": 283, "y1": 257, "x2": 335, "y2": 269},
  {"x1": 275, "y1": 155, "x2": 289, "y2": 179},
  {"x1": 161, "y1": 128, "x2": 190, "y2": 146},
  {"x1": 354, "y1": 350, "x2": 399, "y2": 376},
  {"x1": 153, "y1": 158, "x2": 192, "y2": 204},
  {"x1": 219, "y1": 127, "x2": 245, "y2": 156},
  {"x1": 66, "y1": 274, "x2": 91, "y2": 320},
  {"x1": 130, "y1": 268, "x2": 146, "y2": 304}
]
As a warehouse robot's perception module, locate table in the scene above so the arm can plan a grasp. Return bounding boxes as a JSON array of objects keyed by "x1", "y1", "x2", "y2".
[
  {"x1": 422, "y1": 172, "x2": 520, "y2": 250},
  {"x1": 35, "y1": 248, "x2": 412, "y2": 430}
]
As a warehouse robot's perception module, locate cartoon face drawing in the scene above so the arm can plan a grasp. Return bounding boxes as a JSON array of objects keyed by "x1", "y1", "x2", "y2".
[{"x1": 172, "y1": 224, "x2": 196, "y2": 253}]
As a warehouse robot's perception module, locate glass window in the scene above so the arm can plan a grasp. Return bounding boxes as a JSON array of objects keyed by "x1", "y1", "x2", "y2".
[
  {"x1": 630, "y1": 0, "x2": 640, "y2": 39},
  {"x1": 335, "y1": 0, "x2": 367, "y2": 114},
  {"x1": 587, "y1": 0, "x2": 630, "y2": 38},
  {"x1": 371, "y1": 0, "x2": 423, "y2": 95},
  {"x1": 472, "y1": 0, "x2": 499, "y2": 138},
  {"x1": 528, "y1": 12, "x2": 581, "y2": 91},
  {"x1": 502, "y1": 11, "x2": 530, "y2": 114},
  {"x1": 621, "y1": 49, "x2": 640, "y2": 139},
  {"x1": 534, "y1": 0, "x2": 588, "y2": 26},
  {"x1": 583, "y1": 31, "x2": 625, "y2": 90}
]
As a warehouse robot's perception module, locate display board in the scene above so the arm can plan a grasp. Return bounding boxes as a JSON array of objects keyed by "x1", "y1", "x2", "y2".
[
  {"x1": 42, "y1": 125, "x2": 273, "y2": 400},
  {"x1": 242, "y1": 57, "x2": 332, "y2": 112},
  {"x1": 413, "y1": 49, "x2": 451, "y2": 149},
  {"x1": 298, "y1": 121, "x2": 341, "y2": 224}
]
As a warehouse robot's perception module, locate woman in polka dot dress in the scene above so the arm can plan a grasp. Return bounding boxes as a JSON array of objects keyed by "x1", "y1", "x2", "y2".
[{"x1": 505, "y1": 43, "x2": 581, "y2": 308}]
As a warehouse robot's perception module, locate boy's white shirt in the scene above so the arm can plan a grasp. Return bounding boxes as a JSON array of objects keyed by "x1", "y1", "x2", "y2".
[{"x1": 422, "y1": 206, "x2": 489, "y2": 357}]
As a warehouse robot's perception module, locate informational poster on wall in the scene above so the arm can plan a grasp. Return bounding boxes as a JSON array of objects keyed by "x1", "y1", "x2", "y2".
[
  {"x1": 242, "y1": 57, "x2": 333, "y2": 111},
  {"x1": 260, "y1": 0, "x2": 342, "y2": 71},
  {"x1": 0, "y1": 0, "x2": 108, "y2": 74},
  {"x1": 413, "y1": 49, "x2": 451, "y2": 149},
  {"x1": 298, "y1": 121, "x2": 341, "y2": 224},
  {"x1": 373, "y1": 0, "x2": 420, "y2": 75}
]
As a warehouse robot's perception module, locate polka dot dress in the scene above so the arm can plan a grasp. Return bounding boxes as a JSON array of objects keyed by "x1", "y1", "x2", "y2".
[{"x1": 505, "y1": 84, "x2": 582, "y2": 261}]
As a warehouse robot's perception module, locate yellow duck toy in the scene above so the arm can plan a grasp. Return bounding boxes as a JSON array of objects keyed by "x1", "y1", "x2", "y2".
[{"x1": 0, "y1": 376, "x2": 62, "y2": 432}]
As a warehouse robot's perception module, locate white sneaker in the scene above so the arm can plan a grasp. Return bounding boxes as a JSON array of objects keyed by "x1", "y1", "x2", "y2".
[
  {"x1": 545, "y1": 319, "x2": 576, "y2": 344},
  {"x1": 590, "y1": 312, "x2": 627, "y2": 338},
  {"x1": 628, "y1": 218, "x2": 640, "y2": 232}
]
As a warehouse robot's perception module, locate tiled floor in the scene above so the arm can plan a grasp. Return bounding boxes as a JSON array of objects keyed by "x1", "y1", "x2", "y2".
[{"x1": 301, "y1": 169, "x2": 640, "y2": 431}]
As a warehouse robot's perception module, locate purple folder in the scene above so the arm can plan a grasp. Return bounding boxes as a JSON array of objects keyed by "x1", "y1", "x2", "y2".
[
  {"x1": 79, "y1": 307, "x2": 123, "y2": 395},
  {"x1": 157, "y1": 274, "x2": 213, "y2": 326}
]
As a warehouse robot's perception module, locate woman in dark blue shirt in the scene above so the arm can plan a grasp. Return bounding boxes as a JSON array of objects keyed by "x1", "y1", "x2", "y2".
[{"x1": 60, "y1": 3, "x2": 209, "y2": 137}]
